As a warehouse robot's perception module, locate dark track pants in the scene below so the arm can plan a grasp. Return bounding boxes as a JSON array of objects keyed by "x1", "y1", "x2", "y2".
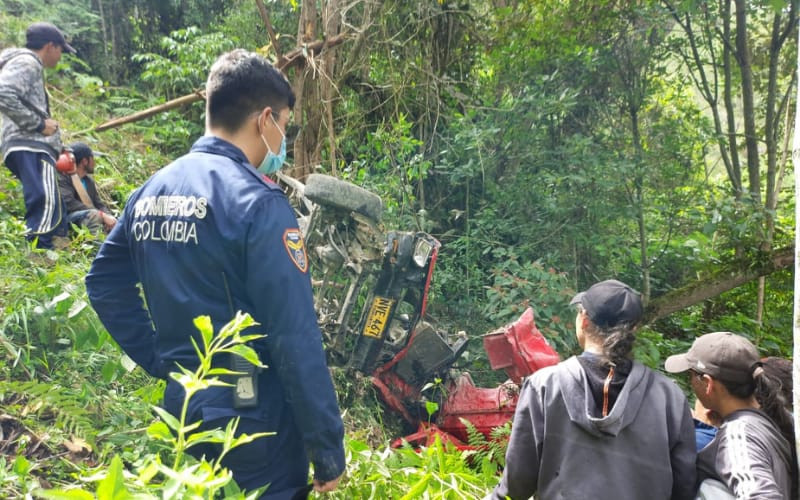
[
  {"x1": 185, "y1": 416, "x2": 312, "y2": 499},
  {"x1": 5, "y1": 151, "x2": 67, "y2": 248}
]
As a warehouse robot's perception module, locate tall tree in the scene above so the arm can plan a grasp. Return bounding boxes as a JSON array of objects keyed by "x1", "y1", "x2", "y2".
[{"x1": 664, "y1": 0, "x2": 798, "y2": 321}]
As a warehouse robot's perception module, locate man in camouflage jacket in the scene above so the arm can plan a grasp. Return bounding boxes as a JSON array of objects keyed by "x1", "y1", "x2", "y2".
[{"x1": 0, "y1": 22, "x2": 75, "y2": 249}]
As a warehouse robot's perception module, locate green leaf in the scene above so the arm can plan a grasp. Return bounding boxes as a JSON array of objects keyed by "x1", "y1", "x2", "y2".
[
  {"x1": 228, "y1": 431, "x2": 274, "y2": 449},
  {"x1": 425, "y1": 401, "x2": 439, "y2": 418},
  {"x1": 178, "y1": 421, "x2": 201, "y2": 435},
  {"x1": 137, "y1": 457, "x2": 160, "y2": 485},
  {"x1": 12, "y1": 454, "x2": 30, "y2": 475},
  {"x1": 95, "y1": 455, "x2": 130, "y2": 499},
  {"x1": 151, "y1": 406, "x2": 181, "y2": 431},
  {"x1": 237, "y1": 333, "x2": 266, "y2": 344},
  {"x1": 101, "y1": 360, "x2": 119, "y2": 383},
  {"x1": 193, "y1": 315, "x2": 214, "y2": 349},
  {"x1": 227, "y1": 345, "x2": 261, "y2": 367},
  {"x1": 400, "y1": 472, "x2": 431, "y2": 500},
  {"x1": 67, "y1": 299, "x2": 88, "y2": 319},
  {"x1": 768, "y1": 0, "x2": 788, "y2": 12},
  {"x1": 146, "y1": 421, "x2": 173, "y2": 442},
  {"x1": 218, "y1": 311, "x2": 257, "y2": 338},
  {"x1": 185, "y1": 428, "x2": 226, "y2": 447},
  {"x1": 35, "y1": 490, "x2": 95, "y2": 499}
]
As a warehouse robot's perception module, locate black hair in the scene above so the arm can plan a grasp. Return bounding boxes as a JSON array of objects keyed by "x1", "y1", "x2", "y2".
[
  {"x1": 69, "y1": 142, "x2": 93, "y2": 164},
  {"x1": 25, "y1": 40, "x2": 47, "y2": 50},
  {"x1": 720, "y1": 367, "x2": 793, "y2": 443},
  {"x1": 580, "y1": 307, "x2": 637, "y2": 366},
  {"x1": 761, "y1": 356, "x2": 793, "y2": 410},
  {"x1": 205, "y1": 49, "x2": 295, "y2": 133}
]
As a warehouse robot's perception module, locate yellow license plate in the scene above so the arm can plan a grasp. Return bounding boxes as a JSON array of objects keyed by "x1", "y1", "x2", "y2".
[{"x1": 362, "y1": 296, "x2": 395, "y2": 338}]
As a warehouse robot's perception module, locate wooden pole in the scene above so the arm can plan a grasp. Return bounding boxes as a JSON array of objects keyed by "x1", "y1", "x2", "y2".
[
  {"x1": 792, "y1": 15, "x2": 800, "y2": 486},
  {"x1": 93, "y1": 91, "x2": 206, "y2": 132}
]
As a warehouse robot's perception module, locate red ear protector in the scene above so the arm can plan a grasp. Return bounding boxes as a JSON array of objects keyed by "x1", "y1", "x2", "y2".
[{"x1": 56, "y1": 149, "x2": 76, "y2": 174}]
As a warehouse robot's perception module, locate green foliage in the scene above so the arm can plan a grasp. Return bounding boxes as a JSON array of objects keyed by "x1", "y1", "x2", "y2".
[
  {"x1": 127, "y1": 26, "x2": 234, "y2": 154},
  {"x1": 483, "y1": 254, "x2": 577, "y2": 355},
  {"x1": 632, "y1": 327, "x2": 692, "y2": 373},
  {"x1": 329, "y1": 435, "x2": 496, "y2": 499},
  {"x1": 39, "y1": 312, "x2": 267, "y2": 499},
  {"x1": 133, "y1": 27, "x2": 235, "y2": 99},
  {"x1": 0, "y1": 1, "x2": 796, "y2": 496},
  {"x1": 345, "y1": 114, "x2": 433, "y2": 230},
  {"x1": 0, "y1": 379, "x2": 97, "y2": 442},
  {"x1": 462, "y1": 419, "x2": 511, "y2": 475}
]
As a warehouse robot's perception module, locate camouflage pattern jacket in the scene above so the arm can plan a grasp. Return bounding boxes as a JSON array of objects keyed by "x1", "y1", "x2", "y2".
[{"x1": 0, "y1": 48, "x2": 61, "y2": 161}]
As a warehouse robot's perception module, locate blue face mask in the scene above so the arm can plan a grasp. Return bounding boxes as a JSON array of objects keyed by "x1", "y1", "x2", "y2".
[{"x1": 258, "y1": 114, "x2": 286, "y2": 175}]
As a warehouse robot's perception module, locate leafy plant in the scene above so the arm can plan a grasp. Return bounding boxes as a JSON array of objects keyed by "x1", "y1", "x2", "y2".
[
  {"x1": 329, "y1": 435, "x2": 495, "y2": 499},
  {"x1": 462, "y1": 419, "x2": 511, "y2": 475},
  {"x1": 483, "y1": 253, "x2": 577, "y2": 355},
  {"x1": 0, "y1": 379, "x2": 97, "y2": 443},
  {"x1": 133, "y1": 26, "x2": 234, "y2": 99},
  {"x1": 345, "y1": 114, "x2": 432, "y2": 231},
  {"x1": 37, "y1": 312, "x2": 269, "y2": 499}
]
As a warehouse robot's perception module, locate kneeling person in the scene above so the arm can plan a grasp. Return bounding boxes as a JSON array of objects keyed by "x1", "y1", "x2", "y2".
[{"x1": 58, "y1": 142, "x2": 116, "y2": 234}]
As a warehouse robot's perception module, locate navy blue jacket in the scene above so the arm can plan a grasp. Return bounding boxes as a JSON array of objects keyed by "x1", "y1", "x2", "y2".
[{"x1": 86, "y1": 136, "x2": 345, "y2": 487}]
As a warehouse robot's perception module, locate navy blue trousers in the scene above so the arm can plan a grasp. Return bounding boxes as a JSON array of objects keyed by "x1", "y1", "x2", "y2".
[
  {"x1": 4, "y1": 151, "x2": 67, "y2": 248},
  {"x1": 186, "y1": 417, "x2": 312, "y2": 499}
]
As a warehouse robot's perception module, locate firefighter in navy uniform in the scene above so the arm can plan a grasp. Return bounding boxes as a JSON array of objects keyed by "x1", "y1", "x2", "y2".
[{"x1": 85, "y1": 50, "x2": 345, "y2": 498}]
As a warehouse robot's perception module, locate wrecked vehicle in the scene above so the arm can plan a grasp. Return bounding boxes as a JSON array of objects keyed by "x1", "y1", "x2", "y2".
[{"x1": 278, "y1": 172, "x2": 561, "y2": 447}]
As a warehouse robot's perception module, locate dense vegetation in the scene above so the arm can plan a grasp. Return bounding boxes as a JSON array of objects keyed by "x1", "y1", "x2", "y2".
[{"x1": 0, "y1": 0, "x2": 796, "y2": 497}]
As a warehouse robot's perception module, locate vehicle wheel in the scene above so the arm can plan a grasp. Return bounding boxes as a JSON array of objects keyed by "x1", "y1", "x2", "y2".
[{"x1": 304, "y1": 174, "x2": 383, "y2": 222}]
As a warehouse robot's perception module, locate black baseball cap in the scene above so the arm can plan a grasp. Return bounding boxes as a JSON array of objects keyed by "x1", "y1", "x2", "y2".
[
  {"x1": 570, "y1": 279, "x2": 643, "y2": 329},
  {"x1": 26, "y1": 22, "x2": 76, "y2": 54}
]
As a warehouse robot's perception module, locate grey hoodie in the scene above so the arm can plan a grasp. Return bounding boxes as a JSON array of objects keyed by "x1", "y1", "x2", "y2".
[
  {"x1": 489, "y1": 356, "x2": 697, "y2": 500},
  {"x1": 0, "y1": 47, "x2": 62, "y2": 160}
]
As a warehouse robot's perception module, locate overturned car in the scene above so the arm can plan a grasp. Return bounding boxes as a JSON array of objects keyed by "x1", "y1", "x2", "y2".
[{"x1": 279, "y1": 172, "x2": 561, "y2": 447}]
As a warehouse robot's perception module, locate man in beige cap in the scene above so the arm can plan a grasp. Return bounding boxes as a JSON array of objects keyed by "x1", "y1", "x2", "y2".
[{"x1": 665, "y1": 332, "x2": 795, "y2": 498}]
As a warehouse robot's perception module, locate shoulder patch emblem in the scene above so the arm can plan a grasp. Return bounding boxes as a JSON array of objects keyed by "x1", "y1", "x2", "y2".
[{"x1": 283, "y1": 228, "x2": 308, "y2": 273}]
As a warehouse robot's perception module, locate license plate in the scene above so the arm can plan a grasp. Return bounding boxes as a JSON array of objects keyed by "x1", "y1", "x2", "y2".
[{"x1": 362, "y1": 296, "x2": 395, "y2": 338}]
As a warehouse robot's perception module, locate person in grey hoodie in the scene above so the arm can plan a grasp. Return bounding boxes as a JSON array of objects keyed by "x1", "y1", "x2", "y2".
[
  {"x1": 488, "y1": 279, "x2": 697, "y2": 500},
  {"x1": 0, "y1": 22, "x2": 75, "y2": 249}
]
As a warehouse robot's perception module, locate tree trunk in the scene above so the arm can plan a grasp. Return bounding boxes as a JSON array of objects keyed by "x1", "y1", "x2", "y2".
[
  {"x1": 721, "y1": 0, "x2": 743, "y2": 197},
  {"x1": 756, "y1": 276, "x2": 765, "y2": 325},
  {"x1": 631, "y1": 108, "x2": 650, "y2": 302},
  {"x1": 734, "y1": 0, "x2": 760, "y2": 203},
  {"x1": 666, "y1": 2, "x2": 741, "y2": 194},
  {"x1": 291, "y1": 0, "x2": 322, "y2": 181},
  {"x1": 643, "y1": 246, "x2": 794, "y2": 323},
  {"x1": 95, "y1": 0, "x2": 110, "y2": 79},
  {"x1": 792, "y1": 15, "x2": 800, "y2": 484},
  {"x1": 321, "y1": 0, "x2": 341, "y2": 175},
  {"x1": 254, "y1": 0, "x2": 282, "y2": 59}
]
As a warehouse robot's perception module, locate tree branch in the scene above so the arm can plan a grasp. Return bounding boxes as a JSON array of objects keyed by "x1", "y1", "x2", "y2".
[
  {"x1": 643, "y1": 246, "x2": 794, "y2": 323},
  {"x1": 254, "y1": 0, "x2": 282, "y2": 60}
]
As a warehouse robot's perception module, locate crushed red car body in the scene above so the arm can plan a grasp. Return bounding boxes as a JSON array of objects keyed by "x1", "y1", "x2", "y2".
[{"x1": 381, "y1": 306, "x2": 560, "y2": 448}]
